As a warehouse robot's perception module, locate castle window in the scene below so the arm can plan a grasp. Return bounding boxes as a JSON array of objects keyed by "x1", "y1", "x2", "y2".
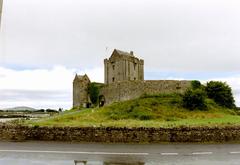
[
  {"x1": 112, "y1": 65, "x2": 115, "y2": 70},
  {"x1": 134, "y1": 63, "x2": 137, "y2": 70},
  {"x1": 112, "y1": 77, "x2": 115, "y2": 82},
  {"x1": 134, "y1": 77, "x2": 136, "y2": 80}
]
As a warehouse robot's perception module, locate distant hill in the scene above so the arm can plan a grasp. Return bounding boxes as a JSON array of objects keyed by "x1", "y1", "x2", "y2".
[{"x1": 3, "y1": 106, "x2": 38, "y2": 112}]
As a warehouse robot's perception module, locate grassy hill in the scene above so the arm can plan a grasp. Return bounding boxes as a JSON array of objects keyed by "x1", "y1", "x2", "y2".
[{"x1": 26, "y1": 94, "x2": 240, "y2": 128}]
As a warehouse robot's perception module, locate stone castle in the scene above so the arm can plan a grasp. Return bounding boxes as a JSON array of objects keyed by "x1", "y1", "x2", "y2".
[{"x1": 73, "y1": 49, "x2": 191, "y2": 108}]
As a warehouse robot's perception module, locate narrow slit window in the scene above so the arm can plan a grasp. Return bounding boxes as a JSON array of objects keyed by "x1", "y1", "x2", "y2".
[{"x1": 134, "y1": 63, "x2": 137, "y2": 70}]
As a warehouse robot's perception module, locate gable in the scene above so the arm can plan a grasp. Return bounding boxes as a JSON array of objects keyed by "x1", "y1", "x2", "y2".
[
  {"x1": 110, "y1": 49, "x2": 136, "y2": 61},
  {"x1": 73, "y1": 74, "x2": 90, "y2": 83}
]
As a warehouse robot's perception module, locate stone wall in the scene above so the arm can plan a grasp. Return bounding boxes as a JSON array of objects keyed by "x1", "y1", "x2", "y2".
[
  {"x1": 99, "y1": 80, "x2": 191, "y2": 105},
  {"x1": 104, "y1": 49, "x2": 144, "y2": 84},
  {"x1": 1, "y1": 124, "x2": 240, "y2": 143},
  {"x1": 73, "y1": 75, "x2": 91, "y2": 108}
]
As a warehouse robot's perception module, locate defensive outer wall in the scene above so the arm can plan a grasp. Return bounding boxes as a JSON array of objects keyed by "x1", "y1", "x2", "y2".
[
  {"x1": 100, "y1": 80, "x2": 191, "y2": 105},
  {"x1": 1, "y1": 124, "x2": 240, "y2": 143}
]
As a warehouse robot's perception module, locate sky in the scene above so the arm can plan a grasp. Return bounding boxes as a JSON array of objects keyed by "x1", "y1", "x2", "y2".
[{"x1": 0, "y1": 0, "x2": 240, "y2": 109}]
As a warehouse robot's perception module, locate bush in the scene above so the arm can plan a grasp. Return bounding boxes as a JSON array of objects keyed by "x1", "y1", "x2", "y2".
[
  {"x1": 191, "y1": 80, "x2": 202, "y2": 89},
  {"x1": 206, "y1": 81, "x2": 235, "y2": 109},
  {"x1": 182, "y1": 89, "x2": 207, "y2": 110},
  {"x1": 88, "y1": 83, "x2": 100, "y2": 106}
]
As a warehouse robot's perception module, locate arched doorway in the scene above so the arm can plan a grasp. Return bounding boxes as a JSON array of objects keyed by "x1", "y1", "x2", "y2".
[{"x1": 99, "y1": 95, "x2": 106, "y2": 107}]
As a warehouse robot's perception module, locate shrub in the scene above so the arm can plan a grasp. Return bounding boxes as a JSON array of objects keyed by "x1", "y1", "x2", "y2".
[
  {"x1": 191, "y1": 80, "x2": 202, "y2": 89},
  {"x1": 182, "y1": 89, "x2": 207, "y2": 110},
  {"x1": 206, "y1": 81, "x2": 235, "y2": 109},
  {"x1": 88, "y1": 83, "x2": 100, "y2": 106}
]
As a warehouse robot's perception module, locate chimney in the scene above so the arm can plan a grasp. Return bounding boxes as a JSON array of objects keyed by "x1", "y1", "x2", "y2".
[{"x1": 130, "y1": 51, "x2": 134, "y2": 56}]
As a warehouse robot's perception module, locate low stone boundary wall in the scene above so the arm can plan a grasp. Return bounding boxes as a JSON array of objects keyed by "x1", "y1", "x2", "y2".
[{"x1": 1, "y1": 124, "x2": 240, "y2": 143}]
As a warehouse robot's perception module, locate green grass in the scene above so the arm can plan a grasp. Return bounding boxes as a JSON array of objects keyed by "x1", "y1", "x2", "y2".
[{"x1": 25, "y1": 94, "x2": 240, "y2": 128}]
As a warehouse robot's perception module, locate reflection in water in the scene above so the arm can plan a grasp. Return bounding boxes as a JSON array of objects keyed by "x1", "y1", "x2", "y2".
[
  {"x1": 103, "y1": 162, "x2": 145, "y2": 165},
  {"x1": 74, "y1": 160, "x2": 145, "y2": 165},
  {"x1": 74, "y1": 160, "x2": 87, "y2": 165}
]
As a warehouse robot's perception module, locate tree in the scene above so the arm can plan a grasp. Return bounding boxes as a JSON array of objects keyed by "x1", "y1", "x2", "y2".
[
  {"x1": 88, "y1": 83, "x2": 100, "y2": 106},
  {"x1": 182, "y1": 89, "x2": 207, "y2": 110},
  {"x1": 191, "y1": 80, "x2": 202, "y2": 90},
  {"x1": 206, "y1": 81, "x2": 235, "y2": 109}
]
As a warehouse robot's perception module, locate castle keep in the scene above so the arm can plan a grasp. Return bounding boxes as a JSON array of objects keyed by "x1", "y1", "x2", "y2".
[
  {"x1": 104, "y1": 49, "x2": 144, "y2": 84},
  {"x1": 73, "y1": 49, "x2": 191, "y2": 108}
]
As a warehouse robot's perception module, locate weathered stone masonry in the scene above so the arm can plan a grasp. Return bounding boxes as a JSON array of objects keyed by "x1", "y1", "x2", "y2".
[
  {"x1": 100, "y1": 80, "x2": 191, "y2": 105},
  {"x1": 104, "y1": 49, "x2": 144, "y2": 84},
  {"x1": 73, "y1": 49, "x2": 191, "y2": 108},
  {"x1": 1, "y1": 124, "x2": 240, "y2": 143},
  {"x1": 73, "y1": 74, "x2": 91, "y2": 108}
]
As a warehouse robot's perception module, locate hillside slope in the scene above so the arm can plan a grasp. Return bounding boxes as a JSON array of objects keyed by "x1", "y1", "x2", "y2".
[{"x1": 27, "y1": 94, "x2": 240, "y2": 128}]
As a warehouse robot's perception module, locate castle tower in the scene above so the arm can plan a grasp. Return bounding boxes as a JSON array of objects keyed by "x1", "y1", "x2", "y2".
[
  {"x1": 73, "y1": 74, "x2": 91, "y2": 108},
  {"x1": 104, "y1": 49, "x2": 144, "y2": 84}
]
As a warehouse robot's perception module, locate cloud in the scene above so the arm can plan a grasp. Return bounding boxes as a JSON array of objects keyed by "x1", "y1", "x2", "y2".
[
  {"x1": 0, "y1": 66, "x2": 103, "y2": 109},
  {"x1": 1, "y1": 0, "x2": 240, "y2": 109},
  {"x1": 1, "y1": 0, "x2": 240, "y2": 72},
  {"x1": 0, "y1": 65, "x2": 239, "y2": 109}
]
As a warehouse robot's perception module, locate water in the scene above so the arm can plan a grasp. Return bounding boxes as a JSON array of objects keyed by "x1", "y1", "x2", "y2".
[
  {"x1": 0, "y1": 118, "x2": 16, "y2": 122},
  {"x1": 0, "y1": 113, "x2": 50, "y2": 123},
  {"x1": 0, "y1": 141, "x2": 240, "y2": 165},
  {"x1": 0, "y1": 160, "x2": 153, "y2": 165},
  {"x1": 0, "y1": 159, "x2": 72, "y2": 165},
  {"x1": 0, "y1": 158, "x2": 149, "y2": 165}
]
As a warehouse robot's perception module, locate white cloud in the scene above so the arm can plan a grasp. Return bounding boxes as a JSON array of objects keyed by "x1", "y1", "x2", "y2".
[
  {"x1": 1, "y1": 0, "x2": 240, "y2": 72},
  {"x1": 0, "y1": 65, "x2": 239, "y2": 109},
  {"x1": 0, "y1": 66, "x2": 74, "y2": 91},
  {"x1": 0, "y1": 66, "x2": 103, "y2": 109}
]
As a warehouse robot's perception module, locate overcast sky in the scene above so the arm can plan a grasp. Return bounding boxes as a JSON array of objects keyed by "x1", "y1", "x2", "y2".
[{"x1": 0, "y1": 0, "x2": 240, "y2": 109}]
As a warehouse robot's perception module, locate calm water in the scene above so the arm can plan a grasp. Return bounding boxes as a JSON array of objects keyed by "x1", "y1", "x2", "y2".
[
  {"x1": 1, "y1": 159, "x2": 239, "y2": 165},
  {"x1": 0, "y1": 159, "x2": 72, "y2": 165},
  {"x1": 1, "y1": 139, "x2": 240, "y2": 165},
  {"x1": 0, "y1": 118, "x2": 16, "y2": 122},
  {"x1": 0, "y1": 160, "x2": 150, "y2": 165}
]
